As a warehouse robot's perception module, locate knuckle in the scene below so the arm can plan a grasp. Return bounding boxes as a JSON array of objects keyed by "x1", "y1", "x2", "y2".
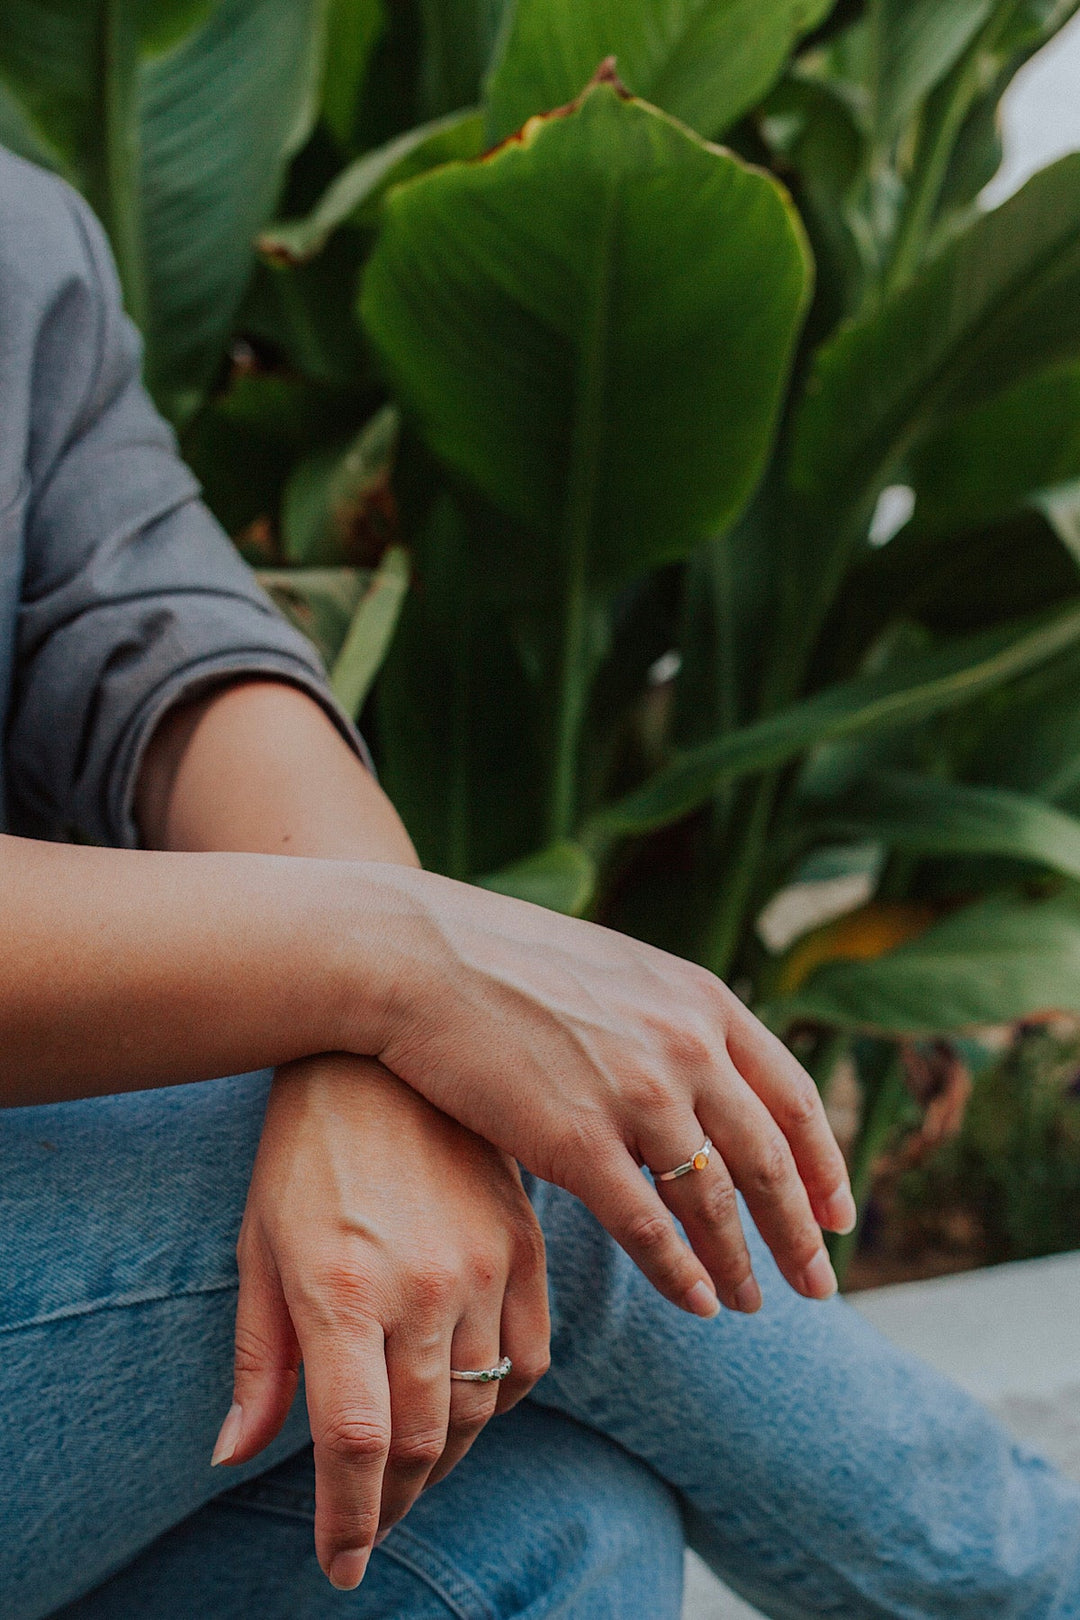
[
  {"x1": 777, "y1": 1072, "x2": 822, "y2": 1132},
  {"x1": 623, "y1": 1206, "x2": 677, "y2": 1260},
  {"x1": 301, "y1": 1264, "x2": 377, "y2": 1326},
  {"x1": 233, "y1": 1321, "x2": 289, "y2": 1381},
  {"x1": 447, "y1": 1401, "x2": 494, "y2": 1439},
  {"x1": 662, "y1": 1021, "x2": 716, "y2": 1076},
  {"x1": 697, "y1": 1175, "x2": 740, "y2": 1229},
  {"x1": 319, "y1": 1415, "x2": 390, "y2": 1465},
  {"x1": 513, "y1": 1218, "x2": 547, "y2": 1276},
  {"x1": 511, "y1": 1349, "x2": 551, "y2": 1386},
  {"x1": 549, "y1": 1112, "x2": 615, "y2": 1190},
  {"x1": 465, "y1": 1249, "x2": 501, "y2": 1293},
  {"x1": 626, "y1": 1070, "x2": 677, "y2": 1115},
  {"x1": 749, "y1": 1136, "x2": 794, "y2": 1198},
  {"x1": 388, "y1": 1429, "x2": 446, "y2": 1470},
  {"x1": 407, "y1": 1262, "x2": 459, "y2": 1316}
]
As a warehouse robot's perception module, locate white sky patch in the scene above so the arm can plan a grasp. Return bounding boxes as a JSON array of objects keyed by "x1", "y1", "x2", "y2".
[
  {"x1": 983, "y1": 10, "x2": 1080, "y2": 206},
  {"x1": 868, "y1": 483, "x2": 916, "y2": 546}
]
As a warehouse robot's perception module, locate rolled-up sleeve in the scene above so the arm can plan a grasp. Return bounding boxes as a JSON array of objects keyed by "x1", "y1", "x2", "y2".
[{"x1": 9, "y1": 179, "x2": 366, "y2": 848}]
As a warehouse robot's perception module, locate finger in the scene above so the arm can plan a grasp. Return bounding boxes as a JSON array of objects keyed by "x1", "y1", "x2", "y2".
[
  {"x1": 648, "y1": 1120, "x2": 760, "y2": 1315},
  {"x1": 699, "y1": 1057, "x2": 838, "y2": 1302},
  {"x1": 580, "y1": 1147, "x2": 720, "y2": 1319},
  {"x1": 300, "y1": 1309, "x2": 390, "y2": 1591},
  {"x1": 423, "y1": 1314, "x2": 502, "y2": 1492},
  {"x1": 724, "y1": 1004, "x2": 856, "y2": 1234},
  {"x1": 377, "y1": 1323, "x2": 452, "y2": 1536},
  {"x1": 212, "y1": 1238, "x2": 300, "y2": 1468},
  {"x1": 494, "y1": 1223, "x2": 551, "y2": 1416}
]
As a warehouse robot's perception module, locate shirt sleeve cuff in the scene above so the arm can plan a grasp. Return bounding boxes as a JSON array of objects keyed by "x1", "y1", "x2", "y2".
[{"x1": 113, "y1": 651, "x2": 375, "y2": 850}]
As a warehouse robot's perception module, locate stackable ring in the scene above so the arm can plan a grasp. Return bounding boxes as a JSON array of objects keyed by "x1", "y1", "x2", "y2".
[
  {"x1": 655, "y1": 1137, "x2": 713, "y2": 1182},
  {"x1": 449, "y1": 1355, "x2": 513, "y2": 1384}
]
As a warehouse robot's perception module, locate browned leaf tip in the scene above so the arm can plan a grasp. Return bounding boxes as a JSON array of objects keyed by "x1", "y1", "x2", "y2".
[{"x1": 483, "y1": 57, "x2": 632, "y2": 159}]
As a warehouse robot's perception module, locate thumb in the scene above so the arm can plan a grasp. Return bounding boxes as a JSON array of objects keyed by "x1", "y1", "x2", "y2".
[{"x1": 211, "y1": 1240, "x2": 301, "y2": 1468}]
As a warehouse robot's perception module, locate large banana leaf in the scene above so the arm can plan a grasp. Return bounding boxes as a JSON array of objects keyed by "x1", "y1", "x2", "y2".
[
  {"x1": 798, "y1": 770, "x2": 1080, "y2": 882},
  {"x1": 767, "y1": 892, "x2": 1080, "y2": 1034},
  {"x1": 792, "y1": 155, "x2": 1080, "y2": 513},
  {"x1": 863, "y1": 0, "x2": 993, "y2": 145},
  {"x1": 361, "y1": 79, "x2": 811, "y2": 593},
  {"x1": 908, "y1": 365, "x2": 1080, "y2": 536},
  {"x1": 485, "y1": 0, "x2": 837, "y2": 143},
  {"x1": 0, "y1": 0, "x2": 325, "y2": 416},
  {"x1": 590, "y1": 598, "x2": 1080, "y2": 838}
]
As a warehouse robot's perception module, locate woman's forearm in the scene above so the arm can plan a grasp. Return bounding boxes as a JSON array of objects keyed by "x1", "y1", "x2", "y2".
[{"x1": 0, "y1": 834, "x2": 384, "y2": 1107}]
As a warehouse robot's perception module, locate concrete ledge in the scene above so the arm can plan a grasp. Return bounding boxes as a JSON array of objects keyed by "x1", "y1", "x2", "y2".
[{"x1": 683, "y1": 1251, "x2": 1080, "y2": 1618}]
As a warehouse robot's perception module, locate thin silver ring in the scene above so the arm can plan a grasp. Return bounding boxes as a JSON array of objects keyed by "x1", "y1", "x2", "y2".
[
  {"x1": 449, "y1": 1355, "x2": 512, "y2": 1384},
  {"x1": 656, "y1": 1136, "x2": 713, "y2": 1182}
]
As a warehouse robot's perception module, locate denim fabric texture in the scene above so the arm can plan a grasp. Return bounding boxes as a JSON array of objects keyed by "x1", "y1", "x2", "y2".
[
  {"x1": 5, "y1": 1072, "x2": 1080, "y2": 1620},
  {"x1": 1, "y1": 1073, "x2": 685, "y2": 1620}
]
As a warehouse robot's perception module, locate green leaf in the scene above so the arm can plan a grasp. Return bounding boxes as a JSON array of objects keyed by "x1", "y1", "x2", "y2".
[
  {"x1": 330, "y1": 544, "x2": 411, "y2": 718},
  {"x1": 418, "y1": 0, "x2": 508, "y2": 117},
  {"x1": 322, "y1": 0, "x2": 384, "y2": 151},
  {"x1": 485, "y1": 0, "x2": 836, "y2": 143},
  {"x1": 375, "y1": 495, "x2": 549, "y2": 876},
  {"x1": 589, "y1": 597, "x2": 1080, "y2": 839},
  {"x1": 767, "y1": 892, "x2": 1080, "y2": 1033},
  {"x1": 792, "y1": 155, "x2": 1080, "y2": 514},
  {"x1": 800, "y1": 770, "x2": 1080, "y2": 882},
  {"x1": 282, "y1": 404, "x2": 400, "y2": 566},
  {"x1": 0, "y1": 0, "x2": 327, "y2": 415},
  {"x1": 361, "y1": 79, "x2": 812, "y2": 593},
  {"x1": 257, "y1": 566, "x2": 370, "y2": 670},
  {"x1": 477, "y1": 841, "x2": 596, "y2": 915},
  {"x1": 865, "y1": 0, "x2": 994, "y2": 144},
  {"x1": 260, "y1": 107, "x2": 485, "y2": 264},
  {"x1": 909, "y1": 365, "x2": 1080, "y2": 536}
]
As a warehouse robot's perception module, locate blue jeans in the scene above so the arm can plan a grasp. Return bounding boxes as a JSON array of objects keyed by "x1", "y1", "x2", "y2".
[{"x1": 4, "y1": 1071, "x2": 1080, "y2": 1619}]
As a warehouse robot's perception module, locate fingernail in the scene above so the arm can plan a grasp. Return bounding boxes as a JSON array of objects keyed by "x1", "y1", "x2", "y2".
[
  {"x1": 801, "y1": 1249, "x2": 838, "y2": 1300},
  {"x1": 822, "y1": 1185, "x2": 858, "y2": 1235},
  {"x1": 684, "y1": 1280, "x2": 720, "y2": 1318},
  {"x1": 210, "y1": 1402, "x2": 243, "y2": 1467},
  {"x1": 734, "y1": 1276, "x2": 763, "y2": 1314},
  {"x1": 330, "y1": 1549, "x2": 369, "y2": 1591}
]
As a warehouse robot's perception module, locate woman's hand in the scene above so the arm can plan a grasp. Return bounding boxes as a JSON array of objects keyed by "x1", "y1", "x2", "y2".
[
  {"x1": 210, "y1": 1053, "x2": 550, "y2": 1592},
  {"x1": 346, "y1": 866, "x2": 857, "y2": 1323}
]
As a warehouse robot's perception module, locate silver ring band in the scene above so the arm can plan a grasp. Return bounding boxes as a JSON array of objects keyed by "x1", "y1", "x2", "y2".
[
  {"x1": 656, "y1": 1137, "x2": 713, "y2": 1182},
  {"x1": 449, "y1": 1355, "x2": 512, "y2": 1384}
]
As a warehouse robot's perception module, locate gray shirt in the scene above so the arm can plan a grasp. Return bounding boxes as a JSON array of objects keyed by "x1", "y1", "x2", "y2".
[{"x1": 0, "y1": 146, "x2": 361, "y2": 846}]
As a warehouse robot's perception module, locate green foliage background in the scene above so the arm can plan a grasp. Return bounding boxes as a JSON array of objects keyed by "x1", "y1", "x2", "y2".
[{"x1": 7, "y1": 0, "x2": 1080, "y2": 1266}]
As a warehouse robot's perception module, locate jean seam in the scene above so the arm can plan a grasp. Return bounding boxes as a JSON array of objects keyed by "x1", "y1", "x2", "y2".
[
  {"x1": 377, "y1": 1525, "x2": 500, "y2": 1620},
  {"x1": 0, "y1": 1277, "x2": 237, "y2": 1336}
]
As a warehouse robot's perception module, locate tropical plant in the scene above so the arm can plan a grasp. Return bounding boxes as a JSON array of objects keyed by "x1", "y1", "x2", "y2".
[{"x1": 7, "y1": 0, "x2": 1080, "y2": 1271}]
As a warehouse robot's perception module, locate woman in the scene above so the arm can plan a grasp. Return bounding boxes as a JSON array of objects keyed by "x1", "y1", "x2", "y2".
[{"x1": 4, "y1": 144, "x2": 1080, "y2": 1620}]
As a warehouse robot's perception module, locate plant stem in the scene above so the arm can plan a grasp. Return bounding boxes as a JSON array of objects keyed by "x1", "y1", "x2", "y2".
[
  {"x1": 547, "y1": 547, "x2": 591, "y2": 844},
  {"x1": 93, "y1": 1, "x2": 147, "y2": 330},
  {"x1": 700, "y1": 775, "x2": 778, "y2": 981},
  {"x1": 883, "y1": 68, "x2": 977, "y2": 299},
  {"x1": 546, "y1": 176, "x2": 617, "y2": 844}
]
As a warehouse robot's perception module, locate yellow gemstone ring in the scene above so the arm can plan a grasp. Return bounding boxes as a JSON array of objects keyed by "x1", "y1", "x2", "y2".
[{"x1": 656, "y1": 1137, "x2": 713, "y2": 1182}]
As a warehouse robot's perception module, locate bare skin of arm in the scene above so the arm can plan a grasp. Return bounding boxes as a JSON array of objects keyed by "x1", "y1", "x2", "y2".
[
  {"x1": 4, "y1": 677, "x2": 854, "y2": 1312},
  {"x1": 8, "y1": 677, "x2": 855, "y2": 1588}
]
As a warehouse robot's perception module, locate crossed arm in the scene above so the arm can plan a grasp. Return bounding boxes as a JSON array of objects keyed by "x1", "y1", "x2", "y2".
[{"x1": 3, "y1": 676, "x2": 854, "y2": 1589}]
